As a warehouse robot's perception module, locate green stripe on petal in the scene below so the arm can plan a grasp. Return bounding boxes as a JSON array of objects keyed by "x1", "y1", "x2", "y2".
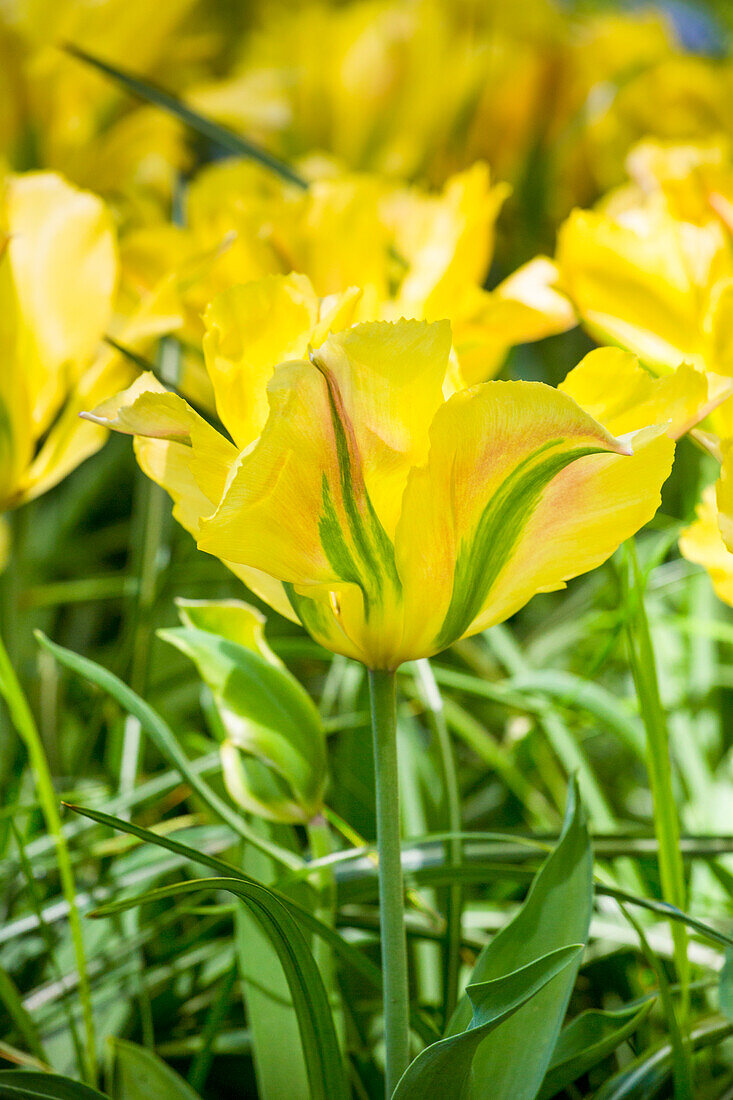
[
  {"x1": 314, "y1": 352, "x2": 402, "y2": 614},
  {"x1": 437, "y1": 441, "x2": 608, "y2": 649}
]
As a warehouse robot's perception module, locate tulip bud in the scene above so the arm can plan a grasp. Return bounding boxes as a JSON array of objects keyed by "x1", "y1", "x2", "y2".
[{"x1": 159, "y1": 599, "x2": 327, "y2": 824}]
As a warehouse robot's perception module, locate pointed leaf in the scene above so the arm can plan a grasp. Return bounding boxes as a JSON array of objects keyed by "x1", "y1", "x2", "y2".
[
  {"x1": 93, "y1": 878, "x2": 349, "y2": 1100},
  {"x1": 393, "y1": 945, "x2": 582, "y2": 1099},
  {"x1": 65, "y1": 46, "x2": 306, "y2": 189},
  {"x1": 537, "y1": 1000, "x2": 655, "y2": 1099},
  {"x1": 109, "y1": 1039, "x2": 201, "y2": 1100},
  {"x1": 446, "y1": 779, "x2": 593, "y2": 1100}
]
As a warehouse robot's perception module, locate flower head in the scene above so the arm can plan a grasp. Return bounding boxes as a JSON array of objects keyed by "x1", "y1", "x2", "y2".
[
  {"x1": 83, "y1": 306, "x2": 722, "y2": 668},
  {"x1": 0, "y1": 171, "x2": 124, "y2": 511}
]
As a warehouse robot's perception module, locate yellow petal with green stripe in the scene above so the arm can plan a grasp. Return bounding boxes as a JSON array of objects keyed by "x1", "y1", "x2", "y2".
[
  {"x1": 395, "y1": 380, "x2": 635, "y2": 661},
  {"x1": 310, "y1": 318, "x2": 451, "y2": 535}
]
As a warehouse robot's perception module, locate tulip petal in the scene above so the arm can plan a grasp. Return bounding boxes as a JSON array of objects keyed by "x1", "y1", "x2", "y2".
[
  {"x1": 84, "y1": 373, "x2": 298, "y2": 621},
  {"x1": 202, "y1": 273, "x2": 319, "y2": 448},
  {"x1": 469, "y1": 426, "x2": 674, "y2": 636},
  {"x1": 83, "y1": 371, "x2": 236, "y2": 533},
  {"x1": 311, "y1": 317, "x2": 452, "y2": 535},
  {"x1": 559, "y1": 348, "x2": 733, "y2": 440},
  {"x1": 6, "y1": 172, "x2": 117, "y2": 432},
  {"x1": 680, "y1": 486, "x2": 733, "y2": 607},
  {"x1": 199, "y1": 358, "x2": 398, "y2": 598},
  {"x1": 396, "y1": 381, "x2": 634, "y2": 659},
  {"x1": 455, "y1": 258, "x2": 577, "y2": 385},
  {"x1": 557, "y1": 205, "x2": 726, "y2": 373}
]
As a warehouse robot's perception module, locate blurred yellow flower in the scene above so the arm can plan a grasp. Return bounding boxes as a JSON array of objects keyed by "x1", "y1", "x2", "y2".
[
  {"x1": 557, "y1": 189, "x2": 733, "y2": 379},
  {"x1": 83, "y1": 316, "x2": 726, "y2": 669},
  {"x1": 0, "y1": 0, "x2": 207, "y2": 222},
  {"x1": 0, "y1": 171, "x2": 128, "y2": 510},
  {"x1": 680, "y1": 482, "x2": 733, "y2": 608},
  {"x1": 188, "y1": 0, "x2": 732, "y2": 219},
  {"x1": 123, "y1": 158, "x2": 574, "y2": 397}
]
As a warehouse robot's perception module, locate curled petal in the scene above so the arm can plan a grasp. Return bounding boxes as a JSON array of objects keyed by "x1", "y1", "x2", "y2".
[{"x1": 560, "y1": 347, "x2": 733, "y2": 440}]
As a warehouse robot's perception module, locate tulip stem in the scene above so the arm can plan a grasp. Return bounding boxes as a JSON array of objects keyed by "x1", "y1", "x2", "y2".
[{"x1": 369, "y1": 668, "x2": 410, "y2": 1096}]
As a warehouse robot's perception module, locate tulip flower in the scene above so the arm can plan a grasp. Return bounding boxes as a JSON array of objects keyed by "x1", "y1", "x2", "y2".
[
  {"x1": 557, "y1": 197, "x2": 733, "y2": 379},
  {"x1": 83, "y1": 312, "x2": 729, "y2": 668},
  {"x1": 0, "y1": 171, "x2": 124, "y2": 515},
  {"x1": 0, "y1": 0, "x2": 202, "y2": 220},
  {"x1": 680, "y1": 485, "x2": 733, "y2": 608},
  {"x1": 189, "y1": 0, "x2": 732, "y2": 213},
  {"x1": 122, "y1": 159, "x2": 575, "y2": 401},
  {"x1": 86, "y1": 309, "x2": 728, "y2": 1090},
  {"x1": 680, "y1": 437, "x2": 733, "y2": 608}
]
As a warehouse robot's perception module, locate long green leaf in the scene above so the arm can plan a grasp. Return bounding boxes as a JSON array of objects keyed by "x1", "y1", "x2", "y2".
[
  {"x1": 92, "y1": 879, "x2": 349, "y2": 1100},
  {"x1": 0, "y1": 966, "x2": 47, "y2": 1064},
  {"x1": 446, "y1": 779, "x2": 593, "y2": 1100},
  {"x1": 537, "y1": 999, "x2": 655, "y2": 1099},
  {"x1": 64, "y1": 45, "x2": 306, "y2": 188},
  {"x1": 0, "y1": 1073, "x2": 109, "y2": 1100},
  {"x1": 64, "y1": 802, "x2": 386, "y2": 993},
  {"x1": 594, "y1": 1018, "x2": 733, "y2": 1099},
  {"x1": 0, "y1": 634, "x2": 96, "y2": 1082},
  {"x1": 393, "y1": 945, "x2": 583, "y2": 1099},
  {"x1": 35, "y1": 633, "x2": 300, "y2": 870}
]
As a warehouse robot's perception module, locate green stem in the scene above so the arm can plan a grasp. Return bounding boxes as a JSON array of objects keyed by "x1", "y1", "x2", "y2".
[
  {"x1": 0, "y1": 630, "x2": 97, "y2": 1083},
  {"x1": 368, "y1": 669, "x2": 410, "y2": 1096},
  {"x1": 623, "y1": 542, "x2": 690, "y2": 1016},
  {"x1": 414, "y1": 659, "x2": 462, "y2": 1024}
]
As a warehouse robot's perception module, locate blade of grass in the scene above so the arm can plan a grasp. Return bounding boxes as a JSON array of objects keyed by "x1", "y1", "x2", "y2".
[
  {"x1": 487, "y1": 624, "x2": 617, "y2": 828},
  {"x1": 187, "y1": 962, "x2": 237, "y2": 1092},
  {"x1": 9, "y1": 822, "x2": 85, "y2": 1069},
  {"x1": 0, "y1": 966, "x2": 47, "y2": 1065},
  {"x1": 36, "y1": 632, "x2": 302, "y2": 871},
  {"x1": 620, "y1": 902, "x2": 693, "y2": 1098},
  {"x1": 0, "y1": 632, "x2": 96, "y2": 1083},
  {"x1": 64, "y1": 45, "x2": 307, "y2": 189},
  {"x1": 622, "y1": 540, "x2": 691, "y2": 1025}
]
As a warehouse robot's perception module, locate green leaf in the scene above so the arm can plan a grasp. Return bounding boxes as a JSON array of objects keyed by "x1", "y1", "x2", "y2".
[
  {"x1": 537, "y1": 1000, "x2": 655, "y2": 1099},
  {"x1": 0, "y1": 1073, "x2": 109, "y2": 1099},
  {"x1": 92, "y1": 878, "x2": 349, "y2": 1100},
  {"x1": 159, "y1": 626, "x2": 327, "y2": 823},
  {"x1": 108, "y1": 1039, "x2": 201, "y2": 1100},
  {"x1": 34, "y1": 633, "x2": 300, "y2": 870},
  {"x1": 65, "y1": 801, "x2": 385, "y2": 995},
  {"x1": 64, "y1": 45, "x2": 306, "y2": 189},
  {"x1": 720, "y1": 947, "x2": 733, "y2": 1023},
  {"x1": 594, "y1": 1018, "x2": 733, "y2": 1099},
  {"x1": 235, "y1": 826, "x2": 311, "y2": 1100},
  {"x1": 393, "y1": 945, "x2": 583, "y2": 1099},
  {"x1": 0, "y1": 965, "x2": 47, "y2": 1063},
  {"x1": 446, "y1": 778, "x2": 593, "y2": 1100}
]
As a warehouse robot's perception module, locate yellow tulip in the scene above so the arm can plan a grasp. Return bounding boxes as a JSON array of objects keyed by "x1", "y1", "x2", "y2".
[
  {"x1": 0, "y1": 171, "x2": 128, "y2": 511},
  {"x1": 557, "y1": 187, "x2": 733, "y2": 378},
  {"x1": 124, "y1": 159, "x2": 574, "y2": 394},
  {"x1": 0, "y1": 0, "x2": 202, "y2": 220},
  {"x1": 83, "y1": 312, "x2": 731, "y2": 670},
  {"x1": 680, "y1": 482, "x2": 733, "y2": 608}
]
